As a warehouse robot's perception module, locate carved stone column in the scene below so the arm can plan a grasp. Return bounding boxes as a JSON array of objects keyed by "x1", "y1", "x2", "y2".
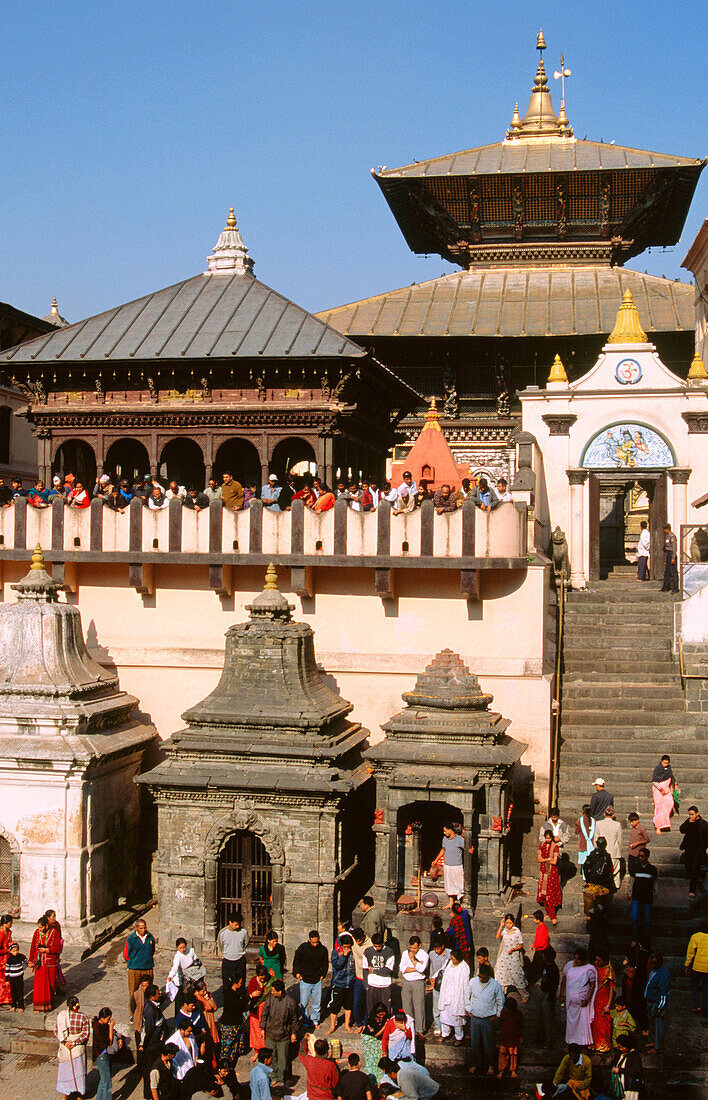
[
  {"x1": 669, "y1": 467, "x2": 691, "y2": 538},
  {"x1": 567, "y1": 469, "x2": 588, "y2": 589}
]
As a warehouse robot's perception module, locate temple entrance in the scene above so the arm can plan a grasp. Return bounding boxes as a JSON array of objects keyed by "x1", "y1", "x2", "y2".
[
  {"x1": 159, "y1": 438, "x2": 205, "y2": 488},
  {"x1": 396, "y1": 801, "x2": 463, "y2": 896},
  {"x1": 105, "y1": 438, "x2": 150, "y2": 484},
  {"x1": 214, "y1": 439, "x2": 261, "y2": 487},
  {"x1": 217, "y1": 831, "x2": 272, "y2": 940},
  {"x1": 270, "y1": 437, "x2": 316, "y2": 479},
  {"x1": 53, "y1": 439, "x2": 97, "y2": 487},
  {"x1": 588, "y1": 472, "x2": 667, "y2": 580}
]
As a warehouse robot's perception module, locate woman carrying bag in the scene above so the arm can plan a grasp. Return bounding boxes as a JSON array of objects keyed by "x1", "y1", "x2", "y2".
[
  {"x1": 610, "y1": 1033, "x2": 642, "y2": 1100},
  {"x1": 55, "y1": 995, "x2": 90, "y2": 1100}
]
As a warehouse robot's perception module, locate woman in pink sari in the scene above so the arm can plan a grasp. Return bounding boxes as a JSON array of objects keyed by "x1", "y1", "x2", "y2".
[
  {"x1": 652, "y1": 755, "x2": 679, "y2": 833},
  {"x1": 559, "y1": 947, "x2": 597, "y2": 1046}
]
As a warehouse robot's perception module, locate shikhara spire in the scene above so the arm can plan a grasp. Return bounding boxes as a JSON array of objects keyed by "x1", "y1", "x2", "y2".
[
  {"x1": 506, "y1": 29, "x2": 573, "y2": 141},
  {"x1": 206, "y1": 206, "x2": 255, "y2": 275}
]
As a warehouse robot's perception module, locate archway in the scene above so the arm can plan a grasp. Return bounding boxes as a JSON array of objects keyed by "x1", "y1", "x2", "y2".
[
  {"x1": 396, "y1": 801, "x2": 464, "y2": 897},
  {"x1": 270, "y1": 437, "x2": 316, "y2": 479},
  {"x1": 214, "y1": 439, "x2": 261, "y2": 487},
  {"x1": 53, "y1": 440, "x2": 96, "y2": 487},
  {"x1": 217, "y1": 830, "x2": 272, "y2": 940},
  {"x1": 159, "y1": 438, "x2": 205, "y2": 489},
  {"x1": 105, "y1": 438, "x2": 150, "y2": 485}
]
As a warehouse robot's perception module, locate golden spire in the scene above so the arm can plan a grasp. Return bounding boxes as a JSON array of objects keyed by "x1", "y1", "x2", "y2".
[
  {"x1": 50, "y1": 297, "x2": 59, "y2": 317},
  {"x1": 536, "y1": 28, "x2": 547, "y2": 52},
  {"x1": 225, "y1": 206, "x2": 238, "y2": 231},
  {"x1": 547, "y1": 353, "x2": 568, "y2": 384},
  {"x1": 607, "y1": 290, "x2": 649, "y2": 344},
  {"x1": 30, "y1": 544, "x2": 45, "y2": 571},
  {"x1": 424, "y1": 397, "x2": 442, "y2": 432},
  {"x1": 264, "y1": 562, "x2": 278, "y2": 590},
  {"x1": 508, "y1": 102, "x2": 522, "y2": 132},
  {"x1": 687, "y1": 352, "x2": 708, "y2": 381}
]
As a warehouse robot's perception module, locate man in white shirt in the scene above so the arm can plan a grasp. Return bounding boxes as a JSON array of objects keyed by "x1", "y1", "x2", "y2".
[
  {"x1": 166, "y1": 1020, "x2": 198, "y2": 1090},
  {"x1": 495, "y1": 478, "x2": 513, "y2": 503},
  {"x1": 261, "y1": 474, "x2": 281, "y2": 511},
  {"x1": 637, "y1": 519, "x2": 651, "y2": 581},
  {"x1": 595, "y1": 805, "x2": 623, "y2": 888},
  {"x1": 427, "y1": 936, "x2": 451, "y2": 1036},
  {"x1": 397, "y1": 471, "x2": 418, "y2": 501},
  {"x1": 400, "y1": 936, "x2": 429, "y2": 1036}
]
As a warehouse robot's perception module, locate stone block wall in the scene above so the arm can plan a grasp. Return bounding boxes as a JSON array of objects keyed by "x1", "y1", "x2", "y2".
[{"x1": 683, "y1": 644, "x2": 708, "y2": 716}]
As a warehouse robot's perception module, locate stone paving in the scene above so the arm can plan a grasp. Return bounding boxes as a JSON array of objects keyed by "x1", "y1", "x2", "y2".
[{"x1": 0, "y1": 910, "x2": 705, "y2": 1099}]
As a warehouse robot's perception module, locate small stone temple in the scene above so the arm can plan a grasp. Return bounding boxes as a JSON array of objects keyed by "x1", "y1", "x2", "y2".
[
  {"x1": 0, "y1": 547, "x2": 156, "y2": 944},
  {"x1": 365, "y1": 649, "x2": 524, "y2": 914},
  {"x1": 138, "y1": 565, "x2": 372, "y2": 958}
]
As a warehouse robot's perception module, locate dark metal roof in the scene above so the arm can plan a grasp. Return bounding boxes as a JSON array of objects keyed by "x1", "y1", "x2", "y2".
[
  {"x1": 0, "y1": 273, "x2": 366, "y2": 365},
  {"x1": 374, "y1": 140, "x2": 705, "y2": 179},
  {"x1": 317, "y1": 267, "x2": 694, "y2": 340}
]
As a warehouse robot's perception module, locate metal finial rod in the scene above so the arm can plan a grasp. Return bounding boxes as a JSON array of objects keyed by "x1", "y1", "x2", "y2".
[{"x1": 554, "y1": 52, "x2": 571, "y2": 107}]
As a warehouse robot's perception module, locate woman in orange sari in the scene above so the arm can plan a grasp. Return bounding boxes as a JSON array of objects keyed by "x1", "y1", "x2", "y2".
[
  {"x1": 44, "y1": 910, "x2": 67, "y2": 990},
  {"x1": 537, "y1": 830, "x2": 562, "y2": 925},
  {"x1": 0, "y1": 915, "x2": 13, "y2": 1005},
  {"x1": 194, "y1": 979, "x2": 220, "y2": 1068},
  {"x1": 591, "y1": 950, "x2": 616, "y2": 1053},
  {"x1": 29, "y1": 915, "x2": 60, "y2": 1012}
]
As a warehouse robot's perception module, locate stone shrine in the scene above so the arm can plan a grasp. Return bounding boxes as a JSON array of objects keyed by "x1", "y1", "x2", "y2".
[
  {"x1": 138, "y1": 565, "x2": 372, "y2": 958},
  {"x1": 0, "y1": 547, "x2": 156, "y2": 944},
  {"x1": 365, "y1": 649, "x2": 525, "y2": 914}
]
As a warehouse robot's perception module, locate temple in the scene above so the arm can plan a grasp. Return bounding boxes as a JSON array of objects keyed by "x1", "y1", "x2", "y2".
[
  {"x1": 0, "y1": 211, "x2": 419, "y2": 489},
  {"x1": 317, "y1": 31, "x2": 706, "y2": 481}
]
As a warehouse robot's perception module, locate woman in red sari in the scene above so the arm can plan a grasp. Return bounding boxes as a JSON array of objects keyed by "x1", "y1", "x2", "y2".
[
  {"x1": 29, "y1": 915, "x2": 60, "y2": 1012},
  {"x1": 44, "y1": 910, "x2": 67, "y2": 990},
  {"x1": 248, "y1": 962, "x2": 271, "y2": 1061},
  {"x1": 0, "y1": 914, "x2": 13, "y2": 1005},
  {"x1": 592, "y1": 950, "x2": 616, "y2": 1052},
  {"x1": 537, "y1": 830, "x2": 562, "y2": 925}
]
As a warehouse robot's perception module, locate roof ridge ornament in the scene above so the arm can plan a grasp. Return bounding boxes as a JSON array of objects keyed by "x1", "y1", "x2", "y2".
[
  {"x1": 43, "y1": 296, "x2": 69, "y2": 328},
  {"x1": 506, "y1": 30, "x2": 573, "y2": 141},
  {"x1": 607, "y1": 289, "x2": 649, "y2": 344},
  {"x1": 206, "y1": 206, "x2": 255, "y2": 276},
  {"x1": 687, "y1": 351, "x2": 708, "y2": 383},
  {"x1": 547, "y1": 353, "x2": 569, "y2": 386}
]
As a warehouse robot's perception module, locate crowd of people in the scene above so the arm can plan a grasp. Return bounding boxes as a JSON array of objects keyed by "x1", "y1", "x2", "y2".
[{"x1": 0, "y1": 468, "x2": 514, "y2": 518}]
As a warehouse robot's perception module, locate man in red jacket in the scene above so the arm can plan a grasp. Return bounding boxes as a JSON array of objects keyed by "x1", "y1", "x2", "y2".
[{"x1": 299, "y1": 1035, "x2": 339, "y2": 1100}]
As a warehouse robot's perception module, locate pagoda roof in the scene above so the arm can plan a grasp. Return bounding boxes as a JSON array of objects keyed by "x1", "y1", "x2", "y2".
[
  {"x1": 0, "y1": 271, "x2": 367, "y2": 367},
  {"x1": 316, "y1": 267, "x2": 694, "y2": 341},
  {"x1": 375, "y1": 140, "x2": 704, "y2": 180}
]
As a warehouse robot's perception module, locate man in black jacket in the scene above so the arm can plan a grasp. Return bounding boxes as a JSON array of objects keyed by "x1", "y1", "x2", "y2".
[
  {"x1": 680, "y1": 806, "x2": 708, "y2": 897},
  {"x1": 141, "y1": 985, "x2": 168, "y2": 1100},
  {"x1": 261, "y1": 979, "x2": 298, "y2": 1087},
  {"x1": 293, "y1": 930, "x2": 329, "y2": 1028},
  {"x1": 148, "y1": 1047, "x2": 177, "y2": 1099}
]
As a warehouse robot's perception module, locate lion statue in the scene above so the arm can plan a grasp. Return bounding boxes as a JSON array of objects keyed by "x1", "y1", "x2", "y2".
[{"x1": 551, "y1": 526, "x2": 570, "y2": 579}]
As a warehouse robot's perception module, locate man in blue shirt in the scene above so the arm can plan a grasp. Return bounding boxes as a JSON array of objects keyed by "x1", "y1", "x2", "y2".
[
  {"x1": 250, "y1": 1047, "x2": 273, "y2": 1100},
  {"x1": 261, "y1": 474, "x2": 282, "y2": 511},
  {"x1": 465, "y1": 963, "x2": 504, "y2": 1076}
]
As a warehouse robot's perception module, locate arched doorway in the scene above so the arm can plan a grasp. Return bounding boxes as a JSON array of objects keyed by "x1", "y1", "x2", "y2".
[
  {"x1": 53, "y1": 440, "x2": 97, "y2": 487},
  {"x1": 105, "y1": 438, "x2": 150, "y2": 485},
  {"x1": 218, "y1": 831, "x2": 272, "y2": 940},
  {"x1": 159, "y1": 438, "x2": 205, "y2": 488},
  {"x1": 270, "y1": 437, "x2": 316, "y2": 479},
  {"x1": 214, "y1": 439, "x2": 261, "y2": 487}
]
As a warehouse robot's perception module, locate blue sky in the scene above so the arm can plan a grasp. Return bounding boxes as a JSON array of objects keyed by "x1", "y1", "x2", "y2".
[{"x1": 2, "y1": 1, "x2": 705, "y2": 324}]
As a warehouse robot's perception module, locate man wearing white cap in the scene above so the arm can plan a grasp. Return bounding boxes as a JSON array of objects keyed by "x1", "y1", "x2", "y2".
[
  {"x1": 261, "y1": 474, "x2": 281, "y2": 512},
  {"x1": 589, "y1": 779, "x2": 614, "y2": 821}
]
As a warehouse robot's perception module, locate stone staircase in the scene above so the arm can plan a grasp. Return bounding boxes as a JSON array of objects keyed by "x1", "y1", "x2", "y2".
[{"x1": 558, "y1": 567, "x2": 708, "y2": 966}]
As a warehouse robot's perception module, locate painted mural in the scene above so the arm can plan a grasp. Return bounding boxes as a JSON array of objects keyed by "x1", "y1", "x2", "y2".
[{"x1": 582, "y1": 423, "x2": 674, "y2": 469}]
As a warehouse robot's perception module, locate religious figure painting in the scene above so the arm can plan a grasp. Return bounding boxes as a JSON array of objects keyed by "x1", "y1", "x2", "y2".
[{"x1": 582, "y1": 423, "x2": 673, "y2": 469}]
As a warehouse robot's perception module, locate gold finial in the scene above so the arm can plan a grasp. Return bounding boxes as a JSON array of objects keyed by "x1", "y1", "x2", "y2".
[
  {"x1": 264, "y1": 562, "x2": 278, "y2": 591},
  {"x1": 50, "y1": 296, "x2": 59, "y2": 316},
  {"x1": 547, "y1": 353, "x2": 568, "y2": 385},
  {"x1": 30, "y1": 544, "x2": 45, "y2": 571},
  {"x1": 509, "y1": 102, "x2": 522, "y2": 131},
  {"x1": 424, "y1": 396, "x2": 442, "y2": 431},
  {"x1": 536, "y1": 28, "x2": 547, "y2": 53},
  {"x1": 607, "y1": 289, "x2": 649, "y2": 344},
  {"x1": 225, "y1": 207, "x2": 237, "y2": 231},
  {"x1": 687, "y1": 352, "x2": 708, "y2": 382}
]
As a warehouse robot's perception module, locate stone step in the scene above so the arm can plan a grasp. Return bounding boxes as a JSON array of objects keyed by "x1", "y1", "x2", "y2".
[
  {"x1": 561, "y1": 709, "x2": 687, "y2": 725},
  {"x1": 563, "y1": 659, "x2": 675, "y2": 673},
  {"x1": 564, "y1": 637, "x2": 672, "y2": 653},
  {"x1": 563, "y1": 697, "x2": 683, "y2": 713},
  {"x1": 563, "y1": 683, "x2": 684, "y2": 700},
  {"x1": 564, "y1": 670, "x2": 681, "y2": 683},
  {"x1": 558, "y1": 724, "x2": 701, "y2": 738}
]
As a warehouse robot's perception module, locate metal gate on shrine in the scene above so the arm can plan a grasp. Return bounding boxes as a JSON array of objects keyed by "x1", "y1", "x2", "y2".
[{"x1": 217, "y1": 831, "x2": 272, "y2": 939}]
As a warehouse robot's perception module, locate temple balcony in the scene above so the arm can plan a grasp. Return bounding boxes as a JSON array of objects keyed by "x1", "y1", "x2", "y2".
[{"x1": 0, "y1": 497, "x2": 528, "y2": 599}]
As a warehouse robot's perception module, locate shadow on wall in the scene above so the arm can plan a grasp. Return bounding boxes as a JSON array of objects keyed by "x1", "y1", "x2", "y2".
[{"x1": 508, "y1": 763, "x2": 536, "y2": 880}]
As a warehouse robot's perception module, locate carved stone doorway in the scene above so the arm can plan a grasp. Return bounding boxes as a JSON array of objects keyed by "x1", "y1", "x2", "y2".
[{"x1": 217, "y1": 830, "x2": 272, "y2": 940}]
